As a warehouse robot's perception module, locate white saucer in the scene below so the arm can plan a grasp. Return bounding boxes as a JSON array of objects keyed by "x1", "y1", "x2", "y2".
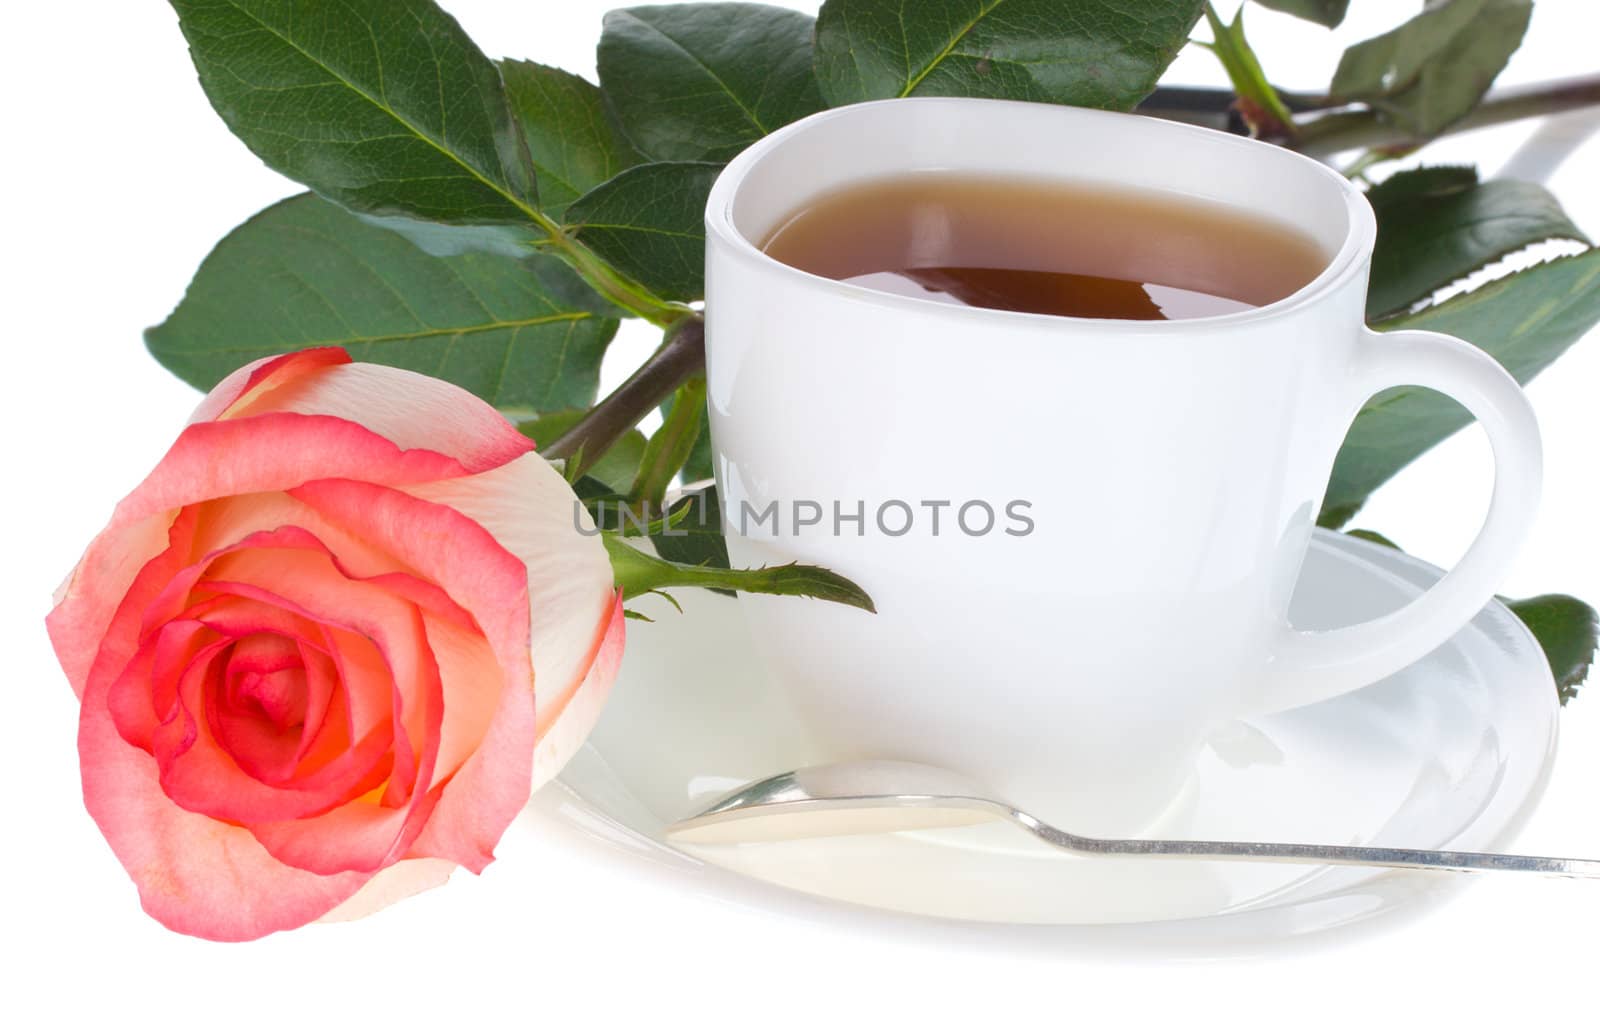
[{"x1": 535, "y1": 529, "x2": 1558, "y2": 955}]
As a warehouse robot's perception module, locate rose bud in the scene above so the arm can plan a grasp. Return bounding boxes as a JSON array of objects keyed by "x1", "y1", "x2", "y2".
[{"x1": 46, "y1": 347, "x2": 623, "y2": 940}]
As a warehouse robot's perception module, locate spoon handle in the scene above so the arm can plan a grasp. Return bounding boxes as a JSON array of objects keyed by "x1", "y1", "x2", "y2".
[
  {"x1": 1038, "y1": 827, "x2": 1600, "y2": 878},
  {"x1": 671, "y1": 766, "x2": 1600, "y2": 879}
]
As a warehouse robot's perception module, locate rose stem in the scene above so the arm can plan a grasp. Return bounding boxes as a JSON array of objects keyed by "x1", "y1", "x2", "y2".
[
  {"x1": 543, "y1": 316, "x2": 706, "y2": 479},
  {"x1": 1137, "y1": 74, "x2": 1600, "y2": 156},
  {"x1": 1290, "y1": 74, "x2": 1600, "y2": 158}
]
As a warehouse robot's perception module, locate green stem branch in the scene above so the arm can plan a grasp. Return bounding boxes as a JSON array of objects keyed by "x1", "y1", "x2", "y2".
[
  {"x1": 629, "y1": 376, "x2": 707, "y2": 506},
  {"x1": 603, "y1": 534, "x2": 875, "y2": 612},
  {"x1": 529, "y1": 210, "x2": 687, "y2": 327},
  {"x1": 1198, "y1": 2, "x2": 1297, "y2": 137},
  {"x1": 1290, "y1": 74, "x2": 1600, "y2": 157}
]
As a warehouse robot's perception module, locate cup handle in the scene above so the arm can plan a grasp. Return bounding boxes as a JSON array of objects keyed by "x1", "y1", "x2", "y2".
[{"x1": 1253, "y1": 327, "x2": 1542, "y2": 716}]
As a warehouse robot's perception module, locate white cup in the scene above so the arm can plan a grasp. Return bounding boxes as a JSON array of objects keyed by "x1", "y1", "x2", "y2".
[{"x1": 702, "y1": 98, "x2": 1541, "y2": 836}]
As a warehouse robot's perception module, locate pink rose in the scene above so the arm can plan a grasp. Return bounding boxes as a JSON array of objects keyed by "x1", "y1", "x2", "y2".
[{"x1": 46, "y1": 347, "x2": 623, "y2": 940}]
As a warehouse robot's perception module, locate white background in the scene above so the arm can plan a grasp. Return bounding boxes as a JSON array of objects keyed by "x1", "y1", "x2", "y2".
[{"x1": 5, "y1": 2, "x2": 1598, "y2": 1022}]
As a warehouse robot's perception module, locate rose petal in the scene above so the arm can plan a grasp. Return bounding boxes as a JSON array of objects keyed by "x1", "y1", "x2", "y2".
[
  {"x1": 135, "y1": 529, "x2": 398, "y2": 750},
  {"x1": 189, "y1": 347, "x2": 352, "y2": 425},
  {"x1": 79, "y1": 680, "x2": 371, "y2": 942},
  {"x1": 123, "y1": 416, "x2": 469, "y2": 525},
  {"x1": 402, "y1": 453, "x2": 614, "y2": 719},
  {"x1": 180, "y1": 530, "x2": 448, "y2": 875},
  {"x1": 419, "y1": 613, "x2": 504, "y2": 780},
  {"x1": 47, "y1": 414, "x2": 467, "y2": 699},
  {"x1": 533, "y1": 590, "x2": 626, "y2": 789},
  {"x1": 222, "y1": 634, "x2": 307, "y2": 726},
  {"x1": 282, "y1": 643, "x2": 350, "y2": 772},
  {"x1": 185, "y1": 491, "x2": 399, "y2": 584},
  {"x1": 106, "y1": 617, "x2": 212, "y2": 751},
  {"x1": 213, "y1": 636, "x2": 314, "y2": 781},
  {"x1": 127, "y1": 528, "x2": 436, "y2": 825},
  {"x1": 179, "y1": 491, "x2": 484, "y2": 641},
  {"x1": 226, "y1": 361, "x2": 533, "y2": 474},
  {"x1": 200, "y1": 539, "x2": 442, "y2": 786},
  {"x1": 180, "y1": 594, "x2": 366, "y2": 778},
  {"x1": 49, "y1": 503, "x2": 203, "y2": 699},
  {"x1": 155, "y1": 636, "x2": 393, "y2": 824},
  {"x1": 249, "y1": 785, "x2": 442, "y2": 877},
  {"x1": 290, "y1": 479, "x2": 536, "y2": 872},
  {"x1": 173, "y1": 561, "x2": 429, "y2": 821},
  {"x1": 317, "y1": 857, "x2": 456, "y2": 925}
]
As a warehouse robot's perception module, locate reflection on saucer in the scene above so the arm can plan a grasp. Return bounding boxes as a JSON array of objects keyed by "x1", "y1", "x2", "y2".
[{"x1": 550, "y1": 531, "x2": 1556, "y2": 953}]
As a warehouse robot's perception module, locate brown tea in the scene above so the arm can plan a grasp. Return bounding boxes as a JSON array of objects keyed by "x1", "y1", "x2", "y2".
[{"x1": 760, "y1": 173, "x2": 1327, "y2": 320}]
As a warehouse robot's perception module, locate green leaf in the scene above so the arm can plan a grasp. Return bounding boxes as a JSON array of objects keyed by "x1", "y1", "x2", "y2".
[
  {"x1": 597, "y1": 3, "x2": 825, "y2": 162},
  {"x1": 169, "y1": 0, "x2": 538, "y2": 225},
  {"x1": 567, "y1": 162, "x2": 722, "y2": 301},
  {"x1": 1330, "y1": 0, "x2": 1532, "y2": 138},
  {"x1": 604, "y1": 533, "x2": 875, "y2": 612},
  {"x1": 572, "y1": 478, "x2": 641, "y2": 533},
  {"x1": 649, "y1": 486, "x2": 732, "y2": 577},
  {"x1": 572, "y1": 475, "x2": 626, "y2": 504},
  {"x1": 632, "y1": 378, "x2": 707, "y2": 505},
  {"x1": 1251, "y1": 0, "x2": 1347, "y2": 28},
  {"x1": 146, "y1": 194, "x2": 617, "y2": 413},
  {"x1": 1319, "y1": 248, "x2": 1600, "y2": 527},
  {"x1": 501, "y1": 60, "x2": 643, "y2": 220},
  {"x1": 658, "y1": 390, "x2": 715, "y2": 488},
  {"x1": 813, "y1": 0, "x2": 1204, "y2": 111},
  {"x1": 1505, "y1": 595, "x2": 1598, "y2": 705},
  {"x1": 1200, "y1": 4, "x2": 1295, "y2": 136},
  {"x1": 680, "y1": 419, "x2": 716, "y2": 485},
  {"x1": 519, "y1": 411, "x2": 647, "y2": 495},
  {"x1": 1346, "y1": 531, "x2": 1596, "y2": 703},
  {"x1": 1366, "y1": 167, "x2": 1588, "y2": 320},
  {"x1": 685, "y1": 429, "x2": 714, "y2": 483},
  {"x1": 346, "y1": 215, "x2": 543, "y2": 262},
  {"x1": 619, "y1": 496, "x2": 696, "y2": 536},
  {"x1": 1344, "y1": 528, "x2": 1399, "y2": 550}
]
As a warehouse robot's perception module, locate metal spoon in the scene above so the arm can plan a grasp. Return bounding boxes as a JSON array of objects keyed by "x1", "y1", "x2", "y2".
[{"x1": 666, "y1": 760, "x2": 1600, "y2": 878}]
